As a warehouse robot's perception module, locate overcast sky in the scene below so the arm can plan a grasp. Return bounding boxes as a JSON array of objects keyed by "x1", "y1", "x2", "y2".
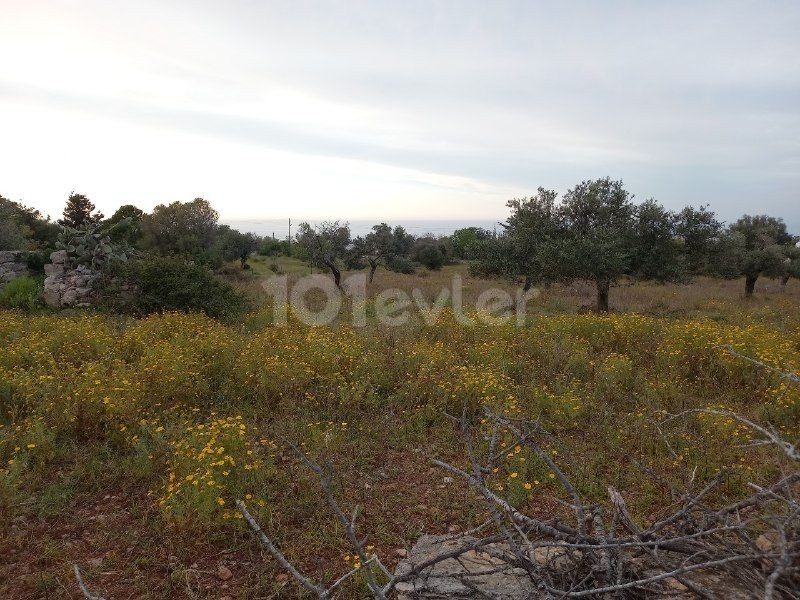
[{"x1": 1, "y1": 0, "x2": 798, "y2": 230}]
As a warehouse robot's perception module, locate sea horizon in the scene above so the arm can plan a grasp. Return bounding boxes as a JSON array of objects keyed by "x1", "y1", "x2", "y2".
[{"x1": 222, "y1": 218, "x2": 505, "y2": 239}]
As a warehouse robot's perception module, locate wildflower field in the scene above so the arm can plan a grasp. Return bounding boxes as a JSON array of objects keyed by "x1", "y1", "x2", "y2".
[{"x1": 1, "y1": 276, "x2": 799, "y2": 598}]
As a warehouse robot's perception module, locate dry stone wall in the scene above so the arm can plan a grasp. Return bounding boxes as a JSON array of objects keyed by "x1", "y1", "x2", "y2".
[
  {"x1": 0, "y1": 251, "x2": 31, "y2": 288},
  {"x1": 43, "y1": 250, "x2": 100, "y2": 307}
]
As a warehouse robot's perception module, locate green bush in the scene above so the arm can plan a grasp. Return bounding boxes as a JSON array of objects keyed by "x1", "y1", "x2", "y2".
[
  {"x1": 0, "y1": 276, "x2": 43, "y2": 310},
  {"x1": 112, "y1": 255, "x2": 249, "y2": 320},
  {"x1": 414, "y1": 243, "x2": 445, "y2": 270},
  {"x1": 386, "y1": 255, "x2": 416, "y2": 274}
]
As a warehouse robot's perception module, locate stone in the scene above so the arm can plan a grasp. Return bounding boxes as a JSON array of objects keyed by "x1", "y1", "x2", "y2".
[
  {"x1": 0, "y1": 251, "x2": 19, "y2": 264},
  {"x1": 44, "y1": 263, "x2": 64, "y2": 276},
  {"x1": 61, "y1": 288, "x2": 78, "y2": 306},
  {"x1": 394, "y1": 534, "x2": 539, "y2": 599},
  {"x1": 531, "y1": 544, "x2": 579, "y2": 572},
  {"x1": 394, "y1": 548, "x2": 408, "y2": 558},
  {"x1": 43, "y1": 290, "x2": 61, "y2": 307},
  {"x1": 50, "y1": 250, "x2": 67, "y2": 264},
  {"x1": 217, "y1": 565, "x2": 233, "y2": 581},
  {"x1": 756, "y1": 532, "x2": 777, "y2": 553}
]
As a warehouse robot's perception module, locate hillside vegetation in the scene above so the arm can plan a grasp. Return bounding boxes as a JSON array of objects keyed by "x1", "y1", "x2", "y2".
[{"x1": 1, "y1": 275, "x2": 798, "y2": 598}]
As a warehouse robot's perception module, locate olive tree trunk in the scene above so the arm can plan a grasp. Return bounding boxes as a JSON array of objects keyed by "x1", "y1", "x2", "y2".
[
  {"x1": 596, "y1": 279, "x2": 610, "y2": 313},
  {"x1": 744, "y1": 274, "x2": 758, "y2": 297}
]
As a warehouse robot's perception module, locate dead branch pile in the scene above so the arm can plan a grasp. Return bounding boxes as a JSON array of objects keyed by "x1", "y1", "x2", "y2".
[{"x1": 236, "y1": 404, "x2": 798, "y2": 599}]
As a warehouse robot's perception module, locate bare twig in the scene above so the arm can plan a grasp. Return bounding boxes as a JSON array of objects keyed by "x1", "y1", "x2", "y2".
[{"x1": 73, "y1": 565, "x2": 106, "y2": 600}]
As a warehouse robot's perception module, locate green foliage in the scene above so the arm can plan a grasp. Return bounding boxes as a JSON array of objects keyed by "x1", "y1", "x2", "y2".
[
  {"x1": 213, "y1": 225, "x2": 261, "y2": 268},
  {"x1": 105, "y1": 204, "x2": 145, "y2": 245},
  {"x1": 630, "y1": 199, "x2": 686, "y2": 282},
  {"x1": 0, "y1": 276, "x2": 43, "y2": 310},
  {"x1": 676, "y1": 205, "x2": 722, "y2": 275},
  {"x1": 22, "y1": 251, "x2": 48, "y2": 275},
  {"x1": 259, "y1": 237, "x2": 290, "y2": 256},
  {"x1": 0, "y1": 195, "x2": 59, "y2": 251},
  {"x1": 413, "y1": 240, "x2": 445, "y2": 270},
  {"x1": 385, "y1": 254, "x2": 416, "y2": 274},
  {"x1": 118, "y1": 255, "x2": 249, "y2": 320},
  {"x1": 294, "y1": 221, "x2": 351, "y2": 280},
  {"x1": 451, "y1": 227, "x2": 492, "y2": 260},
  {"x1": 58, "y1": 192, "x2": 104, "y2": 229},
  {"x1": 0, "y1": 200, "x2": 28, "y2": 250},
  {"x1": 725, "y1": 215, "x2": 797, "y2": 295},
  {"x1": 141, "y1": 198, "x2": 219, "y2": 263}
]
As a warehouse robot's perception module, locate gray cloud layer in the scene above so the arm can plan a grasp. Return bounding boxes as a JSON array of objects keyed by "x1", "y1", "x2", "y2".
[{"x1": 1, "y1": 0, "x2": 798, "y2": 228}]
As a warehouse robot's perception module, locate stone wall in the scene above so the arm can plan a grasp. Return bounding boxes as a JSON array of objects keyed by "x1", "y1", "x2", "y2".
[
  {"x1": 43, "y1": 250, "x2": 100, "y2": 307},
  {"x1": 0, "y1": 251, "x2": 31, "y2": 288}
]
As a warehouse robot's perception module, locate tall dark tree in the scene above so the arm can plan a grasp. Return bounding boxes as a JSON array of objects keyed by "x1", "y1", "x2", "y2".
[
  {"x1": 675, "y1": 205, "x2": 723, "y2": 275},
  {"x1": 631, "y1": 199, "x2": 685, "y2": 282},
  {"x1": 58, "y1": 192, "x2": 104, "y2": 229}
]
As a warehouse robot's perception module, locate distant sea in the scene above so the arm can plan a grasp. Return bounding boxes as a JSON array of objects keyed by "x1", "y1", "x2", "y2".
[{"x1": 222, "y1": 218, "x2": 505, "y2": 239}]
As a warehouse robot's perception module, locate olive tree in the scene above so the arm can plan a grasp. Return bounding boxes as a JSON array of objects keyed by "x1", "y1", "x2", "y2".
[
  {"x1": 472, "y1": 188, "x2": 564, "y2": 291},
  {"x1": 294, "y1": 221, "x2": 351, "y2": 288},
  {"x1": 726, "y1": 215, "x2": 796, "y2": 297},
  {"x1": 559, "y1": 178, "x2": 637, "y2": 312},
  {"x1": 349, "y1": 223, "x2": 394, "y2": 283}
]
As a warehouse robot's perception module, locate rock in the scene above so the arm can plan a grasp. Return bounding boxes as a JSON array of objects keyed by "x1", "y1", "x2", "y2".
[
  {"x1": 0, "y1": 251, "x2": 19, "y2": 264},
  {"x1": 217, "y1": 565, "x2": 233, "y2": 581},
  {"x1": 50, "y1": 250, "x2": 67, "y2": 264},
  {"x1": 531, "y1": 544, "x2": 579, "y2": 572},
  {"x1": 88, "y1": 557, "x2": 103, "y2": 568},
  {"x1": 61, "y1": 288, "x2": 79, "y2": 306},
  {"x1": 43, "y1": 289, "x2": 61, "y2": 307},
  {"x1": 756, "y1": 532, "x2": 777, "y2": 553},
  {"x1": 394, "y1": 548, "x2": 408, "y2": 558},
  {"x1": 44, "y1": 263, "x2": 64, "y2": 276},
  {"x1": 394, "y1": 534, "x2": 538, "y2": 599},
  {"x1": 276, "y1": 572, "x2": 289, "y2": 583}
]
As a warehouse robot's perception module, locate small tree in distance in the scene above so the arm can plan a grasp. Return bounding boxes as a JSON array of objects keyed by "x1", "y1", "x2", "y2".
[
  {"x1": 58, "y1": 192, "x2": 104, "y2": 229},
  {"x1": 294, "y1": 221, "x2": 351, "y2": 288}
]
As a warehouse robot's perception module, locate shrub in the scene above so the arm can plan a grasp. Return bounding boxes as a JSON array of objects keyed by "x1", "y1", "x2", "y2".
[
  {"x1": 414, "y1": 242, "x2": 445, "y2": 270},
  {"x1": 259, "y1": 238, "x2": 290, "y2": 256},
  {"x1": 0, "y1": 276, "x2": 42, "y2": 310},
  {"x1": 22, "y1": 250, "x2": 49, "y2": 275},
  {"x1": 386, "y1": 255, "x2": 416, "y2": 274},
  {"x1": 114, "y1": 255, "x2": 249, "y2": 320}
]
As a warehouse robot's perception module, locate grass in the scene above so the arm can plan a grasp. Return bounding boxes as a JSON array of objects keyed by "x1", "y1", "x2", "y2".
[{"x1": 0, "y1": 268, "x2": 798, "y2": 598}]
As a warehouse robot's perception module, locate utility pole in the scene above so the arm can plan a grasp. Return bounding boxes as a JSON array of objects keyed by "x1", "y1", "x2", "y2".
[{"x1": 288, "y1": 218, "x2": 292, "y2": 250}]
